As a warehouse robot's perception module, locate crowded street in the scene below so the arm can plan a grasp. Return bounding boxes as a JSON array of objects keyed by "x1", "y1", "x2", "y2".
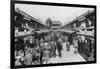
[{"x1": 14, "y1": 5, "x2": 95, "y2": 66}]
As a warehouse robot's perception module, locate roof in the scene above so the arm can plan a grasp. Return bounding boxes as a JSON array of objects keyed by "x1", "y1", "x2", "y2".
[
  {"x1": 75, "y1": 26, "x2": 94, "y2": 31},
  {"x1": 52, "y1": 21, "x2": 62, "y2": 25},
  {"x1": 15, "y1": 8, "x2": 50, "y2": 28},
  {"x1": 76, "y1": 31, "x2": 94, "y2": 37},
  {"x1": 35, "y1": 30, "x2": 51, "y2": 33},
  {"x1": 61, "y1": 10, "x2": 94, "y2": 28}
]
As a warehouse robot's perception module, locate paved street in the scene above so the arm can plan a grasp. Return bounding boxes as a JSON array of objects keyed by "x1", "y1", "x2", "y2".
[{"x1": 49, "y1": 45, "x2": 86, "y2": 63}]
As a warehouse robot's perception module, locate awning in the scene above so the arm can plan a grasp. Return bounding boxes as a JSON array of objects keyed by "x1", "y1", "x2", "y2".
[{"x1": 76, "y1": 31, "x2": 94, "y2": 38}]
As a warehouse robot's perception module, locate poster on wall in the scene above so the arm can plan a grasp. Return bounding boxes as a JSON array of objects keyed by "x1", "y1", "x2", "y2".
[{"x1": 10, "y1": 0, "x2": 96, "y2": 69}]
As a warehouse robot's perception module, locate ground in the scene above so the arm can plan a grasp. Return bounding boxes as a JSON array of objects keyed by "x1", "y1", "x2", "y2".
[{"x1": 49, "y1": 45, "x2": 86, "y2": 63}]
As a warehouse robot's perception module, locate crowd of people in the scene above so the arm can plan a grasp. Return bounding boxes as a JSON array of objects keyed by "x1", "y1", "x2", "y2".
[
  {"x1": 15, "y1": 31, "x2": 70, "y2": 66},
  {"x1": 15, "y1": 31, "x2": 94, "y2": 66}
]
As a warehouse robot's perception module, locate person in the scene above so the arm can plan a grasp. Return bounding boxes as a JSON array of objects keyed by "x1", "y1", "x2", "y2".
[
  {"x1": 40, "y1": 47, "x2": 44, "y2": 64},
  {"x1": 87, "y1": 52, "x2": 94, "y2": 61},
  {"x1": 15, "y1": 51, "x2": 22, "y2": 66},
  {"x1": 81, "y1": 36, "x2": 87, "y2": 53},
  {"x1": 18, "y1": 50, "x2": 25, "y2": 65},
  {"x1": 78, "y1": 37, "x2": 82, "y2": 53},
  {"x1": 74, "y1": 40, "x2": 78, "y2": 54},
  {"x1": 62, "y1": 38, "x2": 67, "y2": 51},
  {"x1": 85, "y1": 39, "x2": 91, "y2": 57},
  {"x1": 43, "y1": 49, "x2": 50, "y2": 64},
  {"x1": 56, "y1": 40, "x2": 62, "y2": 58},
  {"x1": 40, "y1": 38, "x2": 45, "y2": 64},
  {"x1": 31, "y1": 48, "x2": 39, "y2": 65},
  {"x1": 15, "y1": 58, "x2": 22, "y2": 66},
  {"x1": 35, "y1": 44, "x2": 41, "y2": 64},
  {"x1": 51, "y1": 41, "x2": 56, "y2": 57},
  {"x1": 66, "y1": 41, "x2": 70, "y2": 51},
  {"x1": 40, "y1": 38, "x2": 44, "y2": 48},
  {"x1": 24, "y1": 49, "x2": 32, "y2": 65}
]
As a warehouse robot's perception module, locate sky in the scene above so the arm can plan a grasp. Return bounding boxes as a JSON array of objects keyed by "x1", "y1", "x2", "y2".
[{"x1": 15, "y1": 4, "x2": 94, "y2": 25}]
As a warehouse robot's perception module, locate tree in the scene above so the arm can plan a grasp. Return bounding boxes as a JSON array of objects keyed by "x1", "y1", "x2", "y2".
[{"x1": 45, "y1": 18, "x2": 52, "y2": 26}]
